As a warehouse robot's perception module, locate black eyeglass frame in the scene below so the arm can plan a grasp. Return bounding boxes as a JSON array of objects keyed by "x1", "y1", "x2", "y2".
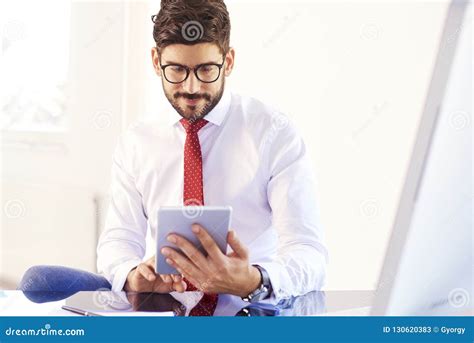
[{"x1": 159, "y1": 56, "x2": 226, "y2": 84}]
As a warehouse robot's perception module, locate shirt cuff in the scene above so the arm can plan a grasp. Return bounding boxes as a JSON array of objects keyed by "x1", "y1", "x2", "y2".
[
  {"x1": 170, "y1": 291, "x2": 204, "y2": 316},
  {"x1": 110, "y1": 258, "x2": 142, "y2": 292}
]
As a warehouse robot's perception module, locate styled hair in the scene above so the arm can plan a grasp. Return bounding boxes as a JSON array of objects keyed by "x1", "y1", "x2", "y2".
[{"x1": 152, "y1": 0, "x2": 231, "y2": 54}]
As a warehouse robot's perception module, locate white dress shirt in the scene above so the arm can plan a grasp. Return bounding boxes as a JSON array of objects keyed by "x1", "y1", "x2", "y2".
[{"x1": 97, "y1": 89, "x2": 328, "y2": 301}]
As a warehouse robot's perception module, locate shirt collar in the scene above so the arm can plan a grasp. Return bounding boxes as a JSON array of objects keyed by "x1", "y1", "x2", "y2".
[{"x1": 167, "y1": 88, "x2": 231, "y2": 128}]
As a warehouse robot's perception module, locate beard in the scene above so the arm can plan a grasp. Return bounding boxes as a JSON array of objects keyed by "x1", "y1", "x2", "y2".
[{"x1": 164, "y1": 78, "x2": 225, "y2": 122}]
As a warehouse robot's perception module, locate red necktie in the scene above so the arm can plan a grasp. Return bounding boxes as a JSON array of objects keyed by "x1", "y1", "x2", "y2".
[{"x1": 180, "y1": 118, "x2": 218, "y2": 316}]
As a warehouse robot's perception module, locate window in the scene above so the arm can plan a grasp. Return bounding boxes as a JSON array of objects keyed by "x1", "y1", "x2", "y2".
[{"x1": 1, "y1": 1, "x2": 71, "y2": 132}]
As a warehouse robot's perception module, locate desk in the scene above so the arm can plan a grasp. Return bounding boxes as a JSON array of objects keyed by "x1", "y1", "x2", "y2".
[{"x1": 0, "y1": 290, "x2": 374, "y2": 316}]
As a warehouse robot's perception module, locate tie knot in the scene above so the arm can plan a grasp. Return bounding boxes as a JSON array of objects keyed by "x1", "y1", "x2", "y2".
[{"x1": 180, "y1": 118, "x2": 208, "y2": 134}]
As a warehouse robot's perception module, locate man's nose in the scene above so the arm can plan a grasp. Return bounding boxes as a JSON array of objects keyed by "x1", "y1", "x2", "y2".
[{"x1": 182, "y1": 72, "x2": 201, "y2": 94}]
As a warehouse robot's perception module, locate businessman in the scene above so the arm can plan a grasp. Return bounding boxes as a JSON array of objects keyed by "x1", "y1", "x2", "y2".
[{"x1": 20, "y1": 0, "x2": 327, "y2": 315}]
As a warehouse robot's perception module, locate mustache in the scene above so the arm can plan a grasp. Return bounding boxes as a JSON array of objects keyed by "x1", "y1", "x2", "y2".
[{"x1": 174, "y1": 92, "x2": 211, "y2": 101}]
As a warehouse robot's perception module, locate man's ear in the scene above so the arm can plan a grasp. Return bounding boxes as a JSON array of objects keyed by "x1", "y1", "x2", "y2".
[
  {"x1": 224, "y1": 47, "x2": 235, "y2": 77},
  {"x1": 151, "y1": 47, "x2": 161, "y2": 77}
]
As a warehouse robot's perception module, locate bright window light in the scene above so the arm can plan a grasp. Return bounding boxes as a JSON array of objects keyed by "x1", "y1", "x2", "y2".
[{"x1": 1, "y1": 0, "x2": 71, "y2": 132}]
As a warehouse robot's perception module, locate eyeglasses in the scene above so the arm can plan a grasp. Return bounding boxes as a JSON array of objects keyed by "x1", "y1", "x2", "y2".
[{"x1": 160, "y1": 57, "x2": 225, "y2": 84}]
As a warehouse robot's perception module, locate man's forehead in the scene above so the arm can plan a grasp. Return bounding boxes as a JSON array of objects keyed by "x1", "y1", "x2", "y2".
[{"x1": 160, "y1": 43, "x2": 222, "y2": 64}]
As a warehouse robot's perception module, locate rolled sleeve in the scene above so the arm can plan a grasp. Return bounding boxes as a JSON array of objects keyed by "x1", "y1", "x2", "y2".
[
  {"x1": 259, "y1": 115, "x2": 328, "y2": 301},
  {"x1": 96, "y1": 130, "x2": 148, "y2": 291}
]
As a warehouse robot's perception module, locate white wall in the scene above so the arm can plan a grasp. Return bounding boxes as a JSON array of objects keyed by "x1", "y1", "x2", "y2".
[{"x1": 227, "y1": 0, "x2": 449, "y2": 290}]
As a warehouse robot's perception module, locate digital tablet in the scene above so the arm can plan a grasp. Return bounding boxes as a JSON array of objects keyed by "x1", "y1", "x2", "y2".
[{"x1": 156, "y1": 206, "x2": 233, "y2": 275}]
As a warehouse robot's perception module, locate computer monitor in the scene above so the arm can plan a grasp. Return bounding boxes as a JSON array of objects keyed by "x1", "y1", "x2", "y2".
[{"x1": 372, "y1": 0, "x2": 472, "y2": 315}]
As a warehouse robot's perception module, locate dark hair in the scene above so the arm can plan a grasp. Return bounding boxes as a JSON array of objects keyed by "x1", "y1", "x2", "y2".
[{"x1": 152, "y1": 0, "x2": 231, "y2": 55}]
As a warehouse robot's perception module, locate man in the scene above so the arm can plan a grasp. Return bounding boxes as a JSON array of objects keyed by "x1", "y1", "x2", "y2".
[{"x1": 19, "y1": 0, "x2": 327, "y2": 313}]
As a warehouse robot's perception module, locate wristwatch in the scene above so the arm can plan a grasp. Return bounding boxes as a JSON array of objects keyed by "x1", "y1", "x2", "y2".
[{"x1": 242, "y1": 265, "x2": 273, "y2": 303}]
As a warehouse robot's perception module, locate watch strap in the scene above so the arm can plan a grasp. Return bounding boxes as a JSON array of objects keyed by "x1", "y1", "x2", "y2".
[{"x1": 242, "y1": 265, "x2": 272, "y2": 303}]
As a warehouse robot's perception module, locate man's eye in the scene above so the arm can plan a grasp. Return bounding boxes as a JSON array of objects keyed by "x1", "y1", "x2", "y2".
[
  {"x1": 170, "y1": 66, "x2": 185, "y2": 72},
  {"x1": 200, "y1": 66, "x2": 213, "y2": 73}
]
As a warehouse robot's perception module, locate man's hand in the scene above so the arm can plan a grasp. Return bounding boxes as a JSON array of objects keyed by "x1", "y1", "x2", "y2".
[
  {"x1": 160, "y1": 224, "x2": 262, "y2": 297},
  {"x1": 123, "y1": 255, "x2": 187, "y2": 293}
]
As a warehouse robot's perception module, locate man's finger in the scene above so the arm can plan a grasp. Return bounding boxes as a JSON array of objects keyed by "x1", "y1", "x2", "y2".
[
  {"x1": 161, "y1": 247, "x2": 200, "y2": 279},
  {"x1": 145, "y1": 255, "x2": 155, "y2": 266},
  {"x1": 159, "y1": 274, "x2": 173, "y2": 283},
  {"x1": 145, "y1": 256, "x2": 173, "y2": 283},
  {"x1": 192, "y1": 224, "x2": 224, "y2": 261},
  {"x1": 153, "y1": 279, "x2": 174, "y2": 294},
  {"x1": 171, "y1": 274, "x2": 182, "y2": 282},
  {"x1": 167, "y1": 233, "x2": 209, "y2": 272},
  {"x1": 227, "y1": 229, "x2": 248, "y2": 259},
  {"x1": 172, "y1": 280, "x2": 187, "y2": 293},
  {"x1": 137, "y1": 263, "x2": 156, "y2": 282},
  {"x1": 181, "y1": 272, "x2": 201, "y2": 291}
]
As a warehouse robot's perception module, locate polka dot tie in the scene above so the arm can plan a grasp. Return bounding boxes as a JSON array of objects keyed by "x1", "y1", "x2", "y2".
[{"x1": 180, "y1": 117, "x2": 218, "y2": 316}]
